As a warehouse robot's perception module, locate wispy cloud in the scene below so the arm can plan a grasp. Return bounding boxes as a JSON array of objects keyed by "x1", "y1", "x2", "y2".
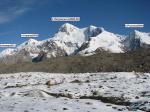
[{"x1": 0, "y1": 0, "x2": 37, "y2": 24}]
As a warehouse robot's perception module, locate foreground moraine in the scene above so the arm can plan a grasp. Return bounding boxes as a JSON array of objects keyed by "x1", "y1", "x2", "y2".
[{"x1": 0, "y1": 72, "x2": 150, "y2": 112}]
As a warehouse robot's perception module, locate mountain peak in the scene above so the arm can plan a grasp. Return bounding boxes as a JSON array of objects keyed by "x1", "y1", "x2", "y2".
[
  {"x1": 28, "y1": 38, "x2": 38, "y2": 43},
  {"x1": 59, "y1": 23, "x2": 79, "y2": 33},
  {"x1": 89, "y1": 25, "x2": 104, "y2": 31},
  {"x1": 134, "y1": 30, "x2": 141, "y2": 34},
  {"x1": 89, "y1": 25, "x2": 97, "y2": 29},
  {"x1": 129, "y1": 30, "x2": 141, "y2": 38},
  {"x1": 26, "y1": 39, "x2": 39, "y2": 45},
  {"x1": 0, "y1": 48, "x2": 15, "y2": 57},
  {"x1": 132, "y1": 30, "x2": 145, "y2": 39},
  {"x1": 19, "y1": 38, "x2": 39, "y2": 47}
]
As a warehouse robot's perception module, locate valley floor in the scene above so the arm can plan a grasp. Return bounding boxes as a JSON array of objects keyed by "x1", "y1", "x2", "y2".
[{"x1": 0, "y1": 72, "x2": 150, "y2": 112}]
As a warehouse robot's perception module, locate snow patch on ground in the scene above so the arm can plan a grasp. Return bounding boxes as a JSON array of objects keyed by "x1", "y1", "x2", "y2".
[{"x1": 0, "y1": 72, "x2": 150, "y2": 112}]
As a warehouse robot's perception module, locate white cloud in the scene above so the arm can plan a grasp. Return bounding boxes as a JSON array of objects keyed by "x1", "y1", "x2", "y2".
[{"x1": 0, "y1": 0, "x2": 36, "y2": 24}]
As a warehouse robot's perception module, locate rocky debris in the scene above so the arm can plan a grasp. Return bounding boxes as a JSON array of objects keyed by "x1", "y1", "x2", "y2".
[{"x1": 46, "y1": 80, "x2": 57, "y2": 86}]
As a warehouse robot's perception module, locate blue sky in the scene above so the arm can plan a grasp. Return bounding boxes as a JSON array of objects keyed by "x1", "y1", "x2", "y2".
[{"x1": 0, "y1": 0, "x2": 150, "y2": 49}]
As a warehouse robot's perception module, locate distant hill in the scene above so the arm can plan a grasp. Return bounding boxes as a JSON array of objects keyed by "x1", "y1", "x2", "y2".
[{"x1": 0, "y1": 48, "x2": 149, "y2": 73}]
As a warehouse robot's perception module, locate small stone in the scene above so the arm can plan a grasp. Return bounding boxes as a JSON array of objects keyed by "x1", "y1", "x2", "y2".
[
  {"x1": 135, "y1": 96, "x2": 139, "y2": 99},
  {"x1": 63, "y1": 108, "x2": 68, "y2": 110}
]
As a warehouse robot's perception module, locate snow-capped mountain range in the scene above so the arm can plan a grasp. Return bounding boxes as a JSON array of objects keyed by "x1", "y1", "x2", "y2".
[{"x1": 0, "y1": 23, "x2": 150, "y2": 63}]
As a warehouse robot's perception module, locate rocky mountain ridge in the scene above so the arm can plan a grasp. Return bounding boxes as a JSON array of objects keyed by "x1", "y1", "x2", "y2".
[{"x1": 0, "y1": 23, "x2": 150, "y2": 63}]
